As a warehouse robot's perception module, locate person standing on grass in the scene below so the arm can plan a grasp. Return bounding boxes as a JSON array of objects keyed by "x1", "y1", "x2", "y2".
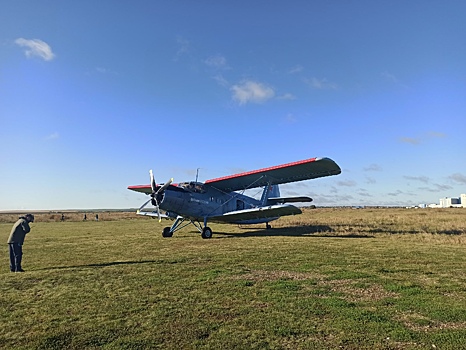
[{"x1": 7, "y1": 213, "x2": 34, "y2": 273}]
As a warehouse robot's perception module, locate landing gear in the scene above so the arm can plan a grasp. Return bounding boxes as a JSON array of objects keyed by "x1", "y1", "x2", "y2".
[
  {"x1": 162, "y1": 227, "x2": 173, "y2": 238},
  {"x1": 201, "y1": 227, "x2": 213, "y2": 239},
  {"x1": 266, "y1": 223, "x2": 272, "y2": 229},
  {"x1": 160, "y1": 216, "x2": 213, "y2": 239}
]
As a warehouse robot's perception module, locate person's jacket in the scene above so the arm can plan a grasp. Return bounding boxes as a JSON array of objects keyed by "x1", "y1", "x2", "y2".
[{"x1": 7, "y1": 217, "x2": 31, "y2": 245}]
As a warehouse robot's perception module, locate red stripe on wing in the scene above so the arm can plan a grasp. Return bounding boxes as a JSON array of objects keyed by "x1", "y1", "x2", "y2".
[{"x1": 205, "y1": 158, "x2": 317, "y2": 184}]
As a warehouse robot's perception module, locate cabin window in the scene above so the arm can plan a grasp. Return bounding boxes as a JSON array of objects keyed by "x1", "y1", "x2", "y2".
[{"x1": 180, "y1": 182, "x2": 206, "y2": 194}]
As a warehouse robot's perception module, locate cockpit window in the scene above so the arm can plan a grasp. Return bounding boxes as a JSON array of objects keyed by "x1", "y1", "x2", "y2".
[{"x1": 179, "y1": 182, "x2": 206, "y2": 194}]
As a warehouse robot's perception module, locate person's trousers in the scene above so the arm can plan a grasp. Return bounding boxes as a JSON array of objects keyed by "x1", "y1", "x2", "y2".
[{"x1": 8, "y1": 243, "x2": 23, "y2": 272}]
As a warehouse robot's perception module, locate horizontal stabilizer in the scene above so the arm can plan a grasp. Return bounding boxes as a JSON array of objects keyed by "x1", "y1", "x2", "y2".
[{"x1": 267, "y1": 196, "x2": 313, "y2": 205}]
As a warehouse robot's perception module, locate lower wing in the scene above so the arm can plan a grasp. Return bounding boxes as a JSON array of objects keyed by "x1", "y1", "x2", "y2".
[{"x1": 210, "y1": 204, "x2": 302, "y2": 224}]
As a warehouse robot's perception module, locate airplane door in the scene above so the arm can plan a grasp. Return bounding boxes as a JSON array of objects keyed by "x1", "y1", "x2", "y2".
[{"x1": 236, "y1": 200, "x2": 245, "y2": 210}]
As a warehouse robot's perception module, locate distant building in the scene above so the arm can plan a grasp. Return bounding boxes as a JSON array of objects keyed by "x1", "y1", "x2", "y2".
[
  {"x1": 431, "y1": 194, "x2": 466, "y2": 208},
  {"x1": 440, "y1": 197, "x2": 460, "y2": 207}
]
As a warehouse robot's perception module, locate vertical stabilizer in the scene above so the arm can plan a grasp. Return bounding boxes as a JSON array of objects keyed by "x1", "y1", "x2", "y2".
[{"x1": 260, "y1": 184, "x2": 280, "y2": 205}]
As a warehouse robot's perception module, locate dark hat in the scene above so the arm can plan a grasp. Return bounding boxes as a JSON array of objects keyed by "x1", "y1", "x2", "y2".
[{"x1": 25, "y1": 213, "x2": 35, "y2": 222}]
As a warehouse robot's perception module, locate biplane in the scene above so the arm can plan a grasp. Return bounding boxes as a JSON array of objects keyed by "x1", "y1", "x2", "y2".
[{"x1": 128, "y1": 157, "x2": 341, "y2": 238}]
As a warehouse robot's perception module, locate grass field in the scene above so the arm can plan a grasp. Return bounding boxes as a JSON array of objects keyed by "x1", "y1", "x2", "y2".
[{"x1": 1, "y1": 208, "x2": 466, "y2": 349}]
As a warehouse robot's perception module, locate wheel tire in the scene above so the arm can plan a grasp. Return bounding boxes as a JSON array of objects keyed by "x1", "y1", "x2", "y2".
[
  {"x1": 266, "y1": 223, "x2": 272, "y2": 230},
  {"x1": 201, "y1": 227, "x2": 213, "y2": 239},
  {"x1": 162, "y1": 227, "x2": 173, "y2": 238}
]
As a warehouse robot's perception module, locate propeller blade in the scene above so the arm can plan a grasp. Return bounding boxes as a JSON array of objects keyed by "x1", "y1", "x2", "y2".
[
  {"x1": 149, "y1": 169, "x2": 157, "y2": 193},
  {"x1": 156, "y1": 178, "x2": 173, "y2": 195},
  {"x1": 137, "y1": 198, "x2": 152, "y2": 213},
  {"x1": 155, "y1": 178, "x2": 172, "y2": 222},
  {"x1": 147, "y1": 170, "x2": 173, "y2": 222}
]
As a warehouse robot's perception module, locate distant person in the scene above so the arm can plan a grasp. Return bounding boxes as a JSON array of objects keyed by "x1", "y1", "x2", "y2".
[
  {"x1": 61, "y1": 214, "x2": 65, "y2": 222},
  {"x1": 7, "y1": 214, "x2": 34, "y2": 272},
  {"x1": 95, "y1": 214, "x2": 99, "y2": 221},
  {"x1": 83, "y1": 214, "x2": 87, "y2": 221}
]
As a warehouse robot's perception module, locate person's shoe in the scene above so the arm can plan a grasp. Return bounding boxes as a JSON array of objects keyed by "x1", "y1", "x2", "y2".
[{"x1": 15, "y1": 269, "x2": 25, "y2": 272}]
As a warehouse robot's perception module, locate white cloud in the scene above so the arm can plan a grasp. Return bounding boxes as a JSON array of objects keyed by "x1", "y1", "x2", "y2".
[
  {"x1": 364, "y1": 164, "x2": 382, "y2": 172},
  {"x1": 399, "y1": 131, "x2": 446, "y2": 145},
  {"x1": 174, "y1": 36, "x2": 190, "y2": 61},
  {"x1": 399, "y1": 137, "x2": 420, "y2": 145},
  {"x1": 337, "y1": 180, "x2": 357, "y2": 187},
  {"x1": 15, "y1": 38, "x2": 55, "y2": 61},
  {"x1": 212, "y1": 74, "x2": 229, "y2": 87},
  {"x1": 204, "y1": 54, "x2": 228, "y2": 69},
  {"x1": 277, "y1": 93, "x2": 296, "y2": 100},
  {"x1": 381, "y1": 71, "x2": 399, "y2": 83},
  {"x1": 288, "y1": 65, "x2": 303, "y2": 74},
  {"x1": 230, "y1": 80, "x2": 275, "y2": 105},
  {"x1": 305, "y1": 77, "x2": 338, "y2": 90},
  {"x1": 45, "y1": 132, "x2": 59, "y2": 140},
  {"x1": 433, "y1": 183, "x2": 453, "y2": 191},
  {"x1": 427, "y1": 131, "x2": 446, "y2": 139},
  {"x1": 284, "y1": 113, "x2": 297, "y2": 124},
  {"x1": 387, "y1": 190, "x2": 404, "y2": 197},
  {"x1": 381, "y1": 71, "x2": 410, "y2": 89},
  {"x1": 358, "y1": 191, "x2": 373, "y2": 197},
  {"x1": 449, "y1": 173, "x2": 466, "y2": 184},
  {"x1": 403, "y1": 175, "x2": 429, "y2": 183},
  {"x1": 365, "y1": 177, "x2": 376, "y2": 184}
]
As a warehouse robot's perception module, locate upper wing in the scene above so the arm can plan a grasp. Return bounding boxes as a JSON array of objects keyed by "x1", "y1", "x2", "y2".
[
  {"x1": 127, "y1": 183, "x2": 183, "y2": 194},
  {"x1": 205, "y1": 157, "x2": 341, "y2": 192},
  {"x1": 127, "y1": 184, "x2": 152, "y2": 194}
]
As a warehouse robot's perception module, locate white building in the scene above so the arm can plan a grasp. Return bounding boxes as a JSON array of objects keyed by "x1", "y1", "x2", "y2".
[{"x1": 435, "y1": 194, "x2": 466, "y2": 208}]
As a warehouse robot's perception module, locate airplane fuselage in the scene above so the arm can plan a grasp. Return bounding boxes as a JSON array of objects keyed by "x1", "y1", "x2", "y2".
[{"x1": 159, "y1": 182, "x2": 264, "y2": 223}]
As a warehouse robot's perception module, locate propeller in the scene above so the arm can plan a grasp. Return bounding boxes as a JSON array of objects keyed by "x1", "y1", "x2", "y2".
[
  {"x1": 137, "y1": 170, "x2": 173, "y2": 222},
  {"x1": 150, "y1": 169, "x2": 156, "y2": 193}
]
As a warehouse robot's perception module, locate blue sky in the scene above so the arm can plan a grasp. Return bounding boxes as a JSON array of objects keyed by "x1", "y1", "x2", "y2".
[{"x1": 1, "y1": 1, "x2": 465, "y2": 210}]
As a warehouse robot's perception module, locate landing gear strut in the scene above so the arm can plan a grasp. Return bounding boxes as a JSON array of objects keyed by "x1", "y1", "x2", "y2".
[{"x1": 161, "y1": 216, "x2": 213, "y2": 239}]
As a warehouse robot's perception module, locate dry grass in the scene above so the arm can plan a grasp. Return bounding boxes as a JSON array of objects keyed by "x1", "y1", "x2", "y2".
[
  {"x1": 1, "y1": 207, "x2": 466, "y2": 349},
  {"x1": 244, "y1": 207, "x2": 466, "y2": 243},
  {"x1": 0, "y1": 210, "x2": 138, "y2": 223}
]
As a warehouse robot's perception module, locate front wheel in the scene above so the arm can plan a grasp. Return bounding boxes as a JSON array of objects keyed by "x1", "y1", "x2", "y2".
[
  {"x1": 201, "y1": 227, "x2": 213, "y2": 239},
  {"x1": 162, "y1": 227, "x2": 173, "y2": 238}
]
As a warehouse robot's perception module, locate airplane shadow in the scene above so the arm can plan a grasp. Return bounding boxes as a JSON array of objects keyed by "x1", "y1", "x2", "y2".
[
  {"x1": 217, "y1": 225, "x2": 374, "y2": 239},
  {"x1": 34, "y1": 228, "x2": 373, "y2": 271}
]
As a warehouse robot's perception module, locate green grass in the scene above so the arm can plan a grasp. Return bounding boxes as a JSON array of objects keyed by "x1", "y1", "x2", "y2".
[{"x1": 1, "y1": 208, "x2": 466, "y2": 349}]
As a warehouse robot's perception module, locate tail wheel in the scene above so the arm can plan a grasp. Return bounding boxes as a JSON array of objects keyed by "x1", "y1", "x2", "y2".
[
  {"x1": 162, "y1": 227, "x2": 173, "y2": 238},
  {"x1": 201, "y1": 227, "x2": 213, "y2": 239}
]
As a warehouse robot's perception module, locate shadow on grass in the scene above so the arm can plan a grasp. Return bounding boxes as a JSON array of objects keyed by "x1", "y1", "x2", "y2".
[
  {"x1": 439, "y1": 229, "x2": 464, "y2": 235},
  {"x1": 217, "y1": 225, "x2": 374, "y2": 239},
  {"x1": 36, "y1": 259, "x2": 185, "y2": 271}
]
